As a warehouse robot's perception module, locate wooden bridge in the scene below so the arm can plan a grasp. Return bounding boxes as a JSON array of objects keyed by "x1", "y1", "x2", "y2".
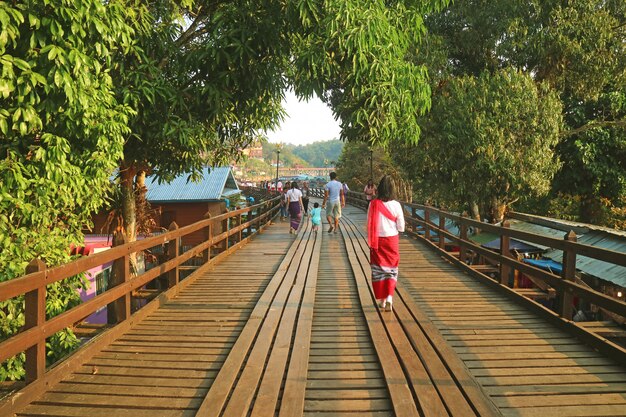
[{"x1": 1, "y1": 191, "x2": 626, "y2": 416}]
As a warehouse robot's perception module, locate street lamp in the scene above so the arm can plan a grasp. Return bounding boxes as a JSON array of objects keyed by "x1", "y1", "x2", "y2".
[
  {"x1": 275, "y1": 149, "x2": 280, "y2": 194},
  {"x1": 369, "y1": 148, "x2": 373, "y2": 180}
]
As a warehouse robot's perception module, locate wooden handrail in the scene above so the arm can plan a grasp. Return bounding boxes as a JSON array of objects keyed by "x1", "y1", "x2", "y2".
[
  {"x1": 0, "y1": 195, "x2": 281, "y2": 302},
  {"x1": 341, "y1": 191, "x2": 626, "y2": 321},
  {"x1": 0, "y1": 191, "x2": 280, "y2": 383}
]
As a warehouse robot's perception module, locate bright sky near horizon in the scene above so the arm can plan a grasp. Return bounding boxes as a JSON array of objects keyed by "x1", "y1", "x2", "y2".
[{"x1": 265, "y1": 90, "x2": 341, "y2": 146}]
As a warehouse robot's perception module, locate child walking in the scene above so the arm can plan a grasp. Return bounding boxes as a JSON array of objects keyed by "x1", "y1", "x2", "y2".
[{"x1": 310, "y1": 202, "x2": 322, "y2": 233}]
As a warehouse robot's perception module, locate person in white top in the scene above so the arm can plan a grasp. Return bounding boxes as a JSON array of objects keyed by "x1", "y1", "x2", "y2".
[
  {"x1": 285, "y1": 181, "x2": 304, "y2": 234},
  {"x1": 322, "y1": 172, "x2": 345, "y2": 233},
  {"x1": 367, "y1": 175, "x2": 405, "y2": 312}
]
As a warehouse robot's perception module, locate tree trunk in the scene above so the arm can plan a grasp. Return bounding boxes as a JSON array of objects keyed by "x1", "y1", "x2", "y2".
[
  {"x1": 120, "y1": 165, "x2": 140, "y2": 276},
  {"x1": 120, "y1": 166, "x2": 137, "y2": 244},
  {"x1": 469, "y1": 201, "x2": 481, "y2": 222},
  {"x1": 490, "y1": 196, "x2": 507, "y2": 224},
  {"x1": 468, "y1": 201, "x2": 481, "y2": 235},
  {"x1": 136, "y1": 170, "x2": 146, "y2": 189}
]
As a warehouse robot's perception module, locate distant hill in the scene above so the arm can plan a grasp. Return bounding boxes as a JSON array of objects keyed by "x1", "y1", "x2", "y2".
[
  {"x1": 262, "y1": 143, "x2": 310, "y2": 167},
  {"x1": 262, "y1": 140, "x2": 344, "y2": 167},
  {"x1": 290, "y1": 140, "x2": 343, "y2": 167}
]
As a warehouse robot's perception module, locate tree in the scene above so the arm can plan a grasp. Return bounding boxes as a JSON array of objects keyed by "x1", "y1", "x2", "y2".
[
  {"x1": 115, "y1": 0, "x2": 447, "y2": 243},
  {"x1": 289, "y1": 0, "x2": 449, "y2": 146},
  {"x1": 0, "y1": 1, "x2": 138, "y2": 380},
  {"x1": 291, "y1": 140, "x2": 344, "y2": 168},
  {"x1": 396, "y1": 69, "x2": 562, "y2": 222},
  {"x1": 262, "y1": 143, "x2": 309, "y2": 169},
  {"x1": 421, "y1": 0, "x2": 626, "y2": 226},
  {"x1": 336, "y1": 142, "x2": 412, "y2": 202},
  {"x1": 113, "y1": 1, "x2": 290, "y2": 246}
]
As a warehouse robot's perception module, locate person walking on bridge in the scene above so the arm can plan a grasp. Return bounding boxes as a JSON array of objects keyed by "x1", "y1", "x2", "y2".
[
  {"x1": 367, "y1": 175, "x2": 405, "y2": 311},
  {"x1": 364, "y1": 179, "x2": 376, "y2": 205},
  {"x1": 285, "y1": 181, "x2": 304, "y2": 234},
  {"x1": 322, "y1": 172, "x2": 345, "y2": 233}
]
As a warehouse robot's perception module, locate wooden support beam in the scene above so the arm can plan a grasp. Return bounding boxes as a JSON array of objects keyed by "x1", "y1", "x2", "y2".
[
  {"x1": 560, "y1": 230, "x2": 578, "y2": 320},
  {"x1": 108, "y1": 231, "x2": 130, "y2": 324},
  {"x1": 438, "y1": 214, "x2": 446, "y2": 249},
  {"x1": 499, "y1": 221, "x2": 512, "y2": 286},
  {"x1": 166, "y1": 222, "x2": 179, "y2": 288},
  {"x1": 24, "y1": 259, "x2": 46, "y2": 383}
]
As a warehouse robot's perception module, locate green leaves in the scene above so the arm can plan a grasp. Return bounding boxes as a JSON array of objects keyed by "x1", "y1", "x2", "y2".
[
  {"x1": 288, "y1": 0, "x2": 441, "y2": 147},
  {"x1": 398, "y1": 69, "x2": 563, "y2": 219},
  {"x1": 1, "y1": 0, "x2": 137, "y2": 380}
]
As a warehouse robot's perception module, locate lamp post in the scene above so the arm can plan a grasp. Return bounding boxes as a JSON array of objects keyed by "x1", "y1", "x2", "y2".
[
  {"x1": 369, "y1": 148, "x2": 373, "y2": 180},
  {"x1": 275, "y1": 149, "x2": 280, "y2": 194}
]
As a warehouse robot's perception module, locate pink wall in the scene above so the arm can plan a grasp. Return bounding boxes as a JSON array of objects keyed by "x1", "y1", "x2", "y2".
[{"x1": 78, "y1": 236, "x2": 113, "y2": 324}]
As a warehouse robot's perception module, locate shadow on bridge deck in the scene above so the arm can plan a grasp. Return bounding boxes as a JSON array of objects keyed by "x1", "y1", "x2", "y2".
[{"x1": 7, "y1": 204, "x2": 626, "y2": 417}]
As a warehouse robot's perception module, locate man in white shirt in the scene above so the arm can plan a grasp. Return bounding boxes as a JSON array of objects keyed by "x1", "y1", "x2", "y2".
[{"x1": 322, "y1": 172, "x2": 345, "y2": 233}]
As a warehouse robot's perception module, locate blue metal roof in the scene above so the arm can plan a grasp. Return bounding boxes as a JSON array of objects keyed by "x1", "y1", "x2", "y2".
[
  {"x1": 523, "y1": 258, "x2": 563, "y2": 275},
  {"x1": 482, "y1": 237, "x2": 545, "y2": 253},
  {"x1": 145, "y1": 167, "x2": 240, "y2": 203},
  {"x1": 509, "y1": 213, "x2": 626, "y2": 287},
  {"x1": 407, "y1": 208, "x2": 626, "y2": 287}
]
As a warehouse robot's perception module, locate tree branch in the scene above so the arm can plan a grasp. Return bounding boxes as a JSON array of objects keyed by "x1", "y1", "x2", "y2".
[{"x1": 561, "y1": 119, "x2": 626, "y2": 137}]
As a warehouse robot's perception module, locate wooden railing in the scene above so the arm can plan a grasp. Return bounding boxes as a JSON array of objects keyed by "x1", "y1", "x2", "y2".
[
  {"x1": 0, "y1": 193, "x2": 280, "y2": 387},
  {"x1": 343, "y1": 190, "x2": 626, "y2": 356}
]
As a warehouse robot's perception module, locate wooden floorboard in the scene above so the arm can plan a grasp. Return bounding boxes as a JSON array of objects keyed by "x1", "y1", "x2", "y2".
[
  {"x1": 303, "y1": 227, "x2": 394, "y2": 417},
  {"x1": 396, "y1": 214, "x2": 626, "y2": 417},
  {"x1": 9, "y1": 203, "x2": 626, "y2": 417},
  {"x1": 17, "y1": 223, "x2": 295, "y2": 417}
]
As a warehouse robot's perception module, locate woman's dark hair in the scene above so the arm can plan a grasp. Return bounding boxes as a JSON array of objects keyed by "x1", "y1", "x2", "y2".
[
  {"x1": 376, "y1": 175, "x2": 395, "y2": 202},
  {"x1": 367, "y1": 179, "x2": 374, "y2": 186},
  {"x1": 314, "y1": 202, "x2": 319, "y2": 208},
  {"x1": 291, "y1": 181, "x2": 299, "y2": 189}
]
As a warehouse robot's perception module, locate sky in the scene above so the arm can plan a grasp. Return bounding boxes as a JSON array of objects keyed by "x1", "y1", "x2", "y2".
[{"x1": 265, "y1": 90, "x2": 341, "y2": 146}]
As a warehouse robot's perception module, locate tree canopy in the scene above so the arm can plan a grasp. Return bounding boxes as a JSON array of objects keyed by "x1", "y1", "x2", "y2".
[
  {"x1": 388, "y1": 0, "x2": 626, "y2": 226},
  {"x1": 1, "y1": 0, "x2": 447, "y2": 379},
  {"x1": 394, "y1": 69, "x2": 562, "y2": 221},
  {"x1": 0, "y1": 0, "x2": 138, "y2": 380}
]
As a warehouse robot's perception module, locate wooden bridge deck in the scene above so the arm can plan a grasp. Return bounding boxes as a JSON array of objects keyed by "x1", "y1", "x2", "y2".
[{"x1": 9, "y1": 205, "x2": 626, "y2": 417}]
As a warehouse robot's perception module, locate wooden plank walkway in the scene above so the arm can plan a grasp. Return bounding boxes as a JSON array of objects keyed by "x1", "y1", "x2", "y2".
[
  {"x1": 16, "y1": 224, "x2": 295, "y2": 417},
  {"x1": 10, "y1": 203, "x2": 626, "y2": 417},
  {"x1": 340, "y1": 207, "x2": 626, "y2": 417}
]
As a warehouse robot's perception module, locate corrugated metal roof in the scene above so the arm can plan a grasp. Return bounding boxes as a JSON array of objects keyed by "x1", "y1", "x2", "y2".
[
  {"x1": 543, "y1": 232, "x2": 626, "y2": 287},
  {"x1": 508, "y1": 215, "x2": 626, "y2": 287},
  {"x1": 145, "y1": 167, "x2": 240, "y2": 203},
  {"x1": 407, "y1": 208, "x2": 626, "y2": 287}
]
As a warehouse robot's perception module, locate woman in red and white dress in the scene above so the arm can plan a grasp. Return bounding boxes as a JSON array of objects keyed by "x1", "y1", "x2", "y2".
[{"x1": 367, "y1": 175, "x2": 405, "y2": 311}]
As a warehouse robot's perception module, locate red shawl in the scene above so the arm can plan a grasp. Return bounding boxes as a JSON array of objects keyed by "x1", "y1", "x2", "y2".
[{"x1": 367, "y1": 199, "x2": 397, "y2": 249}]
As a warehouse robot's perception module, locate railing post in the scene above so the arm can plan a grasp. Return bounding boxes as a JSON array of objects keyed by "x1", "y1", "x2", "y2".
[
  {"x1": 411, "y1": 207, "x2": 417, "y2": 234},
  {"x1": 247, "y1": 207, "x2": 254, "y2": 237},
  {"x1": 424, "y1": 207, "x2": 431, "y2": 241},
  {"x1": 24, "y1": 259, "x2": 46, "y2": 383},
  {"x1": 459, "y1": 214, "x2": 468, "y2": 263},
  {"x1": 108, "y1": 231, "x2": 130, "y2": 324},
  {"x1": 238, "y1": 213, "x2": 243, "y2": 243},
  {"x1": 560, "y1": 231, "x2": 578, "y2": 319},
  {"x1": 203, "y1": 213, "x2": 212, "y2": 264},
  {"x1": 223, "y1": 214, "x2": 230, "y2": 252},
  {"x1": 167, "y1": 222, "x2": 180, "y2": 288},
  {"x1": 499, "y1": 221, "x2": 512, "y2": 286},
  {"x1": 438, "y1": 213, "x2": 446, "y2": 249}
]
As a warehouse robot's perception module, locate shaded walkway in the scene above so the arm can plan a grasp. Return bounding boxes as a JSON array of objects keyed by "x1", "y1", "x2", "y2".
[{"x1": 8, "y1": 204, "x2": 626, "y2": 417}]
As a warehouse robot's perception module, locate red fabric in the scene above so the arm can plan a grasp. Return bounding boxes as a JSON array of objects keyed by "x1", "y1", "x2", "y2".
[
  {"x1": 370, "y1": 235, "x2": 400, "y2": 267},
  {"x1": 373, "y1": 278, "x2": 397, "y2": 299},
  {"x1": 367, "y1": 199, "x2": 397, "y2": 249},
  {"x1": 371, "y1": 235, "x2": 399, "y2": 299}
]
